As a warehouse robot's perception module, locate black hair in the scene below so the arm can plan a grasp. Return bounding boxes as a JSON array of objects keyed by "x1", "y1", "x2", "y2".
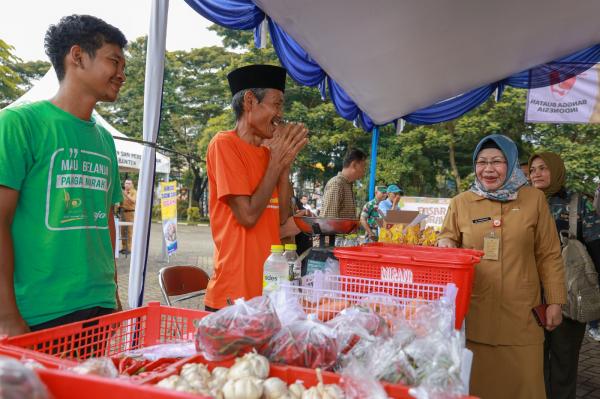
[
  {"x1": 343, "y1": 149, "x2": 367, "y2": 168},
  {"x1": 231, "y1": 88, "x2": 268, "y2": 121},
  {"x1": 45, "y1": 14, "x2": 127, "y2": 81}
]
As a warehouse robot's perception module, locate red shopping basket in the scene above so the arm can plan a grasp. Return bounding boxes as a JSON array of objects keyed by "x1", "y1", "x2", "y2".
[
  {"x1": 334, "y1": 243, "x2": 483, "y2": 328},
  {"x1": 0, "y1": 302, "x2": 207, "y2": 365}
]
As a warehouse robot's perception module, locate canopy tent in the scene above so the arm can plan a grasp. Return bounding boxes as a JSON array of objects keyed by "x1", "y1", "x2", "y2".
[
  {"x1": 129, "y1": 0, "x2": 600, "y2": 307},
  {"x1": 5, "y1": 68, "x2": 171, "y2": 174},
  {"x1": 184, "y1": 0, "x2": 600, "y2": 198}
]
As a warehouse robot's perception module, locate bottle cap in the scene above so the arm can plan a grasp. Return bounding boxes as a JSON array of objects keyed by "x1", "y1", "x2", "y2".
[
  {"x1": 271, "y1": 244, "x2": 284, "y2": 252},
  {"x1": 284, "y1": 244, "x2": 297, "y2": 251}
]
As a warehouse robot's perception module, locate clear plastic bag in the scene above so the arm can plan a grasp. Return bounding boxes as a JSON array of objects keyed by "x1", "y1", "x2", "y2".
[
  {"x1": 327, "y1": 307, "x2": 389, "y2": 355},
  {"x1": 405, "y1": 330, "x2": 464, "y2": 399},
  {"x1": 0, "y1": 356, "x2": 50, "y2": 399},
  {"x1": 70, "y1": 357, "x2": 119, "y2": 378},
  {"x1": 121, "y1": 342, "x2": 196, "y2": 361},
  {"x1": 268, "y1": 286, "x2": 307, "y2": 327},
  {"x1": 340, "y1": 358, "x2": 389, "y2": 399},
  {"x1": 195, "y1": 296, "x2": 281, "y2": 360},
  {"x1": 263, "y1": 315, "x2": 338, "y2": 370}
]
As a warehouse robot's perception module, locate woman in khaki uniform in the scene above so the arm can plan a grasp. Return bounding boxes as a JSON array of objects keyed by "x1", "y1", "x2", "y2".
[{"x1": 438, "y1": 134, "x2": 566, "y2": 399}]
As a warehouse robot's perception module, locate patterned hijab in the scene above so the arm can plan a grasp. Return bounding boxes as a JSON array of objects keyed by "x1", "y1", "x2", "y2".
[
  {"x1": 470, "y1": 134, "x2": 528, "y2": 202},
  {"x1": 528, "y1": 151, "x2": 566, "y2": 197}
]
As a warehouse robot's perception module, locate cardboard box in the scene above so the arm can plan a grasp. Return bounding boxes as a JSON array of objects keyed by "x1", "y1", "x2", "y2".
[{"x1": 377, "y1": 210, "x2": 428, "y2": 229}]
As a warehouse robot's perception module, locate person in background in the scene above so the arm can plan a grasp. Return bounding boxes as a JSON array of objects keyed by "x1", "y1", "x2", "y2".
[
  {"x1": 360, "y1": 185, "x2": 387, "y2": 241},
  {"x1": 119, "y1": 178, "x2": 136, "y2": 254},
  {"x1": 204, "y1": 64, "x2": 308, "y2": 311},
  {"x1": 438, "y1": 134, "x2": 566, "y2": 399},
  {"x1": 0, "y1": 15, "x2": 127, "y2": 336},
  {"x1": 378, "y1": 184, "x2": 404, "y2": 216},
  {"x1": 529, "y1": 151, "x2": 600, "y2": 398},
  {"x1": 299, "y1": 194, "x2": 316, "y2": 216},
  {"x1": 320, "y1": 149, "x2": 367, "y2": 219}
]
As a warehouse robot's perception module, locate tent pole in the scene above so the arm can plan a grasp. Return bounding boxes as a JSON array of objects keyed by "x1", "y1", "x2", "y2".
[
  {"x1": 368, "y1": 126, "x2": 379, "y2": 200},
  {"x1": 128, "y1": 0, "x2": 169, "y2": 309}
]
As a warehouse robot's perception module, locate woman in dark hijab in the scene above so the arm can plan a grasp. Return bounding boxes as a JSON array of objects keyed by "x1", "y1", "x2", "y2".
[
  {"x1": 438, "y1": 135, "x2": 566, "y2": 399},
  {"x1": 529, "y1": 151, "x2": 600, "y2": 399}
]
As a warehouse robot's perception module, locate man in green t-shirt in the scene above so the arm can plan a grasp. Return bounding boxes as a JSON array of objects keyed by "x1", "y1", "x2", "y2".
[
  {"x1": 0, "y1": 15, "x2": 127, "y2": 336},
  {"x1": 360, "y1": 185, "x2": 387, "y2": 241}
]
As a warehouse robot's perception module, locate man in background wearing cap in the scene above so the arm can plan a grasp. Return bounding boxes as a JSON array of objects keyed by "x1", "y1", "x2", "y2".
[
  {"x1": 320, "y1": 149, "x2": 367, "y2": 219},
  {"x1": 378, "y1": 184, "x2": 404, "y2": 216},
  {"x1": 205, "y1": 64, "x2": 308, "y2": 310},
  {"x1": 360, "y1": 186, "x2": 387, "y2": 241}
]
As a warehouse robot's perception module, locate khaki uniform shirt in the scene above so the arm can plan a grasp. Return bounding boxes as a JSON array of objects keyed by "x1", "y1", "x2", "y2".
[
  {"x1": 320, "y1": 173, "x2": 357, "y2": 219},
  {"x1": 439, "y1": 186, "x2": 566, "y2": 345}
]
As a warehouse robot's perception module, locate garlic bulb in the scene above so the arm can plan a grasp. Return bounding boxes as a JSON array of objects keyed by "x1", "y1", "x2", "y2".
[
  {"x1": 156, "y1": 375, "x2": 196, "y2": 393},
  {"x1": 263, "y1": 377, "x2": 289, "y2": 399},
  {"x1": 212, "y1": 366, "x2": 229, "y2": 381},
  {"x1": 301, "y1": 369, "x2": 344, "y2": 399},
  {"x1": 288, "y1": 381, "x2": 306, "y2": 399},
  {"x1": 227, "y1": 351, "x2": 269, "y2": 380},
  {"x1": 180, "y1": 363, "x2": 212, "y2": 392},
  {"x1": 157, "y1": 375, "x2": 180, "y2": 390},
  {"x1": 222, "y1": 376, "x2": 264, "y2": 399}
]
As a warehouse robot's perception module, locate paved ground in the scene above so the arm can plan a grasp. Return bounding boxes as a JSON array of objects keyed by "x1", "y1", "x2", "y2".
[{"x1": 117, "y1": 223, "x2": 600, "y2": 396}]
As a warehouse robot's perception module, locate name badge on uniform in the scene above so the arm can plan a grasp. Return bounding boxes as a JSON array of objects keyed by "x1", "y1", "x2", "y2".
[
  {"x1": 483, "y1": 230, "x2": 500, "y2": 260},
  {"x1": 472, "y1": 217, "x2": 492, "y2": 224}
]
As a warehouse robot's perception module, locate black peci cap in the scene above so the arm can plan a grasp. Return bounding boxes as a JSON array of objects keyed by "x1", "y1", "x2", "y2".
[{"x1": 227, "y1": 64, "x2": 287, "y2": 96}]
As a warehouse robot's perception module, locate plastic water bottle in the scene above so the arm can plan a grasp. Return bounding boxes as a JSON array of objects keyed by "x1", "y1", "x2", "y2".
[
  {"x1": 283, "y1": 244, "x2": 301, "y2": 281},
  {"x1": 263, "y1": 245, "x2": 288, "y2": 293}
]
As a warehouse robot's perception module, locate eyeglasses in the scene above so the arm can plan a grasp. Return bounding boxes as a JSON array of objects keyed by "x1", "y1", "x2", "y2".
[{"x1": 475, "y1": 159, "x2": 507, "y2": 168}]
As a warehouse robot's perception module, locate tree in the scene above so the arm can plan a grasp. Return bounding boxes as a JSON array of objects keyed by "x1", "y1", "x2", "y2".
[
  {"x1": 0, "y1": 39, "x2": 22, "y2": 108},
  {"x1": 11, "y1": 60, "x2": 51, "y2": 92}
]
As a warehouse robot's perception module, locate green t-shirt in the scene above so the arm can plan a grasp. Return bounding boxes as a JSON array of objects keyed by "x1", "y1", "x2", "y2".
[{"x1": 0, "y1": 100, "x2": 123, "y2": 326}]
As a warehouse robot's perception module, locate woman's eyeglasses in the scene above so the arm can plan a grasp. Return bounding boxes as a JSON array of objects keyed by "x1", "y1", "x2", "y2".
[{"x1": 475, "y1": 159, "x2": 507, "y2": 168}]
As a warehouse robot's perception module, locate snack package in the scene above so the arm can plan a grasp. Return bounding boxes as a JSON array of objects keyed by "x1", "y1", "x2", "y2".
[
  {"x1": 0, "y1": 356, "x2": 50, "y2": 399},
  {"x1": 340, "y1": 358, "x2": 389, "y2": 399},
  {"x1": 263, "y1": 315, "x2": 338, "y2": 370},
  {"x1": 195, "y1": 296, "x2": 281, "y2": 360},
  {"x1": 71, "y1": 357, "x2": 119, "y2": 378},
  {"x1": 326, "y1": 307, "x2": 389, "y2": 354}
]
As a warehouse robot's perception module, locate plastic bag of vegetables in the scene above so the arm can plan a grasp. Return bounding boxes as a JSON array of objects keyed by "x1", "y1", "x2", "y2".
[
  {"x1": 263, "y1": 315, "x2": 338, "y2": 370},
  {"x1": 339, "y1": 358, "x2": 389, "y2": 399},
  {"x1": 326, "y1": 306, "x2": 389, "y2": 354},
  {"x1": 195, "y1": 296, "x2": 281, "y2": 360},
  {"x1": 405, "y1": 330, "x2": 464, "y2": 399},
  {"x1": 0, "y1": 356, "x2": 49, "y2": 399}
]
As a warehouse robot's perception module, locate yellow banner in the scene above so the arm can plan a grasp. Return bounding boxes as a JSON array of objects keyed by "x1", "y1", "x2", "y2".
[{"x1": 160, "y1": 181, "x2": 178, "y2": 254}]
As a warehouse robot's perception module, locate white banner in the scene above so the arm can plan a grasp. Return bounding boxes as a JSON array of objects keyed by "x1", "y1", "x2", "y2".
[
  {"x1": 526, "y1": 64, "x2": 600, "y2": 123},
  {"x1": 399, "y1": 196, "x2": 450, "y2": 229}
]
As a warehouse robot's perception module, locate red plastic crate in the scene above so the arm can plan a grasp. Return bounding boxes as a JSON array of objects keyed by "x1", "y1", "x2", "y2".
[
  {"x1": 32, "y1": 356, "x2": 478, "y2": 399},
  {"x1": 334, "y1": 244, "x2": 483, "y2": 328},
  {"x1": 0, "y1": 302, "x2": 206, "y2": 365},
  {"x1": 0, "y1": 304, "x2": 478, "y2": 399}
]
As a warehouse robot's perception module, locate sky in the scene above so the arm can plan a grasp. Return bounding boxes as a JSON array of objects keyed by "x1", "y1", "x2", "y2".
[{"x1": 0, "y1": 0, "x2": 223, "y2": 62}]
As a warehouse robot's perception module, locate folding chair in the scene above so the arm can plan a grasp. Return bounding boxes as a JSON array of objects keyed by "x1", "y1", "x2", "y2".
[{"x1": 158, "y1": 265, "x2": 210, "y2": 306}]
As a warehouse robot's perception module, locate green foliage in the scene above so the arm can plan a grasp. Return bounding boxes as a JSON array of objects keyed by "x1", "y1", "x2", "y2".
[
  {"x1": 1, "y1": 27, "x2": 592, "y2": 199},
  {"x1": 187, "y1": 207, "x2": 201, "y2": 222},
  {"x1": 0, "y1": 39, "x2": 23, "y2": 108}
]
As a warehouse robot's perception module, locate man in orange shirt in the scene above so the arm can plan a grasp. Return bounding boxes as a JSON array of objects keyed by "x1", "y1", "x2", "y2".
[{"x1": 205, "y1": 65, "x2": 308, "y2": 310}]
